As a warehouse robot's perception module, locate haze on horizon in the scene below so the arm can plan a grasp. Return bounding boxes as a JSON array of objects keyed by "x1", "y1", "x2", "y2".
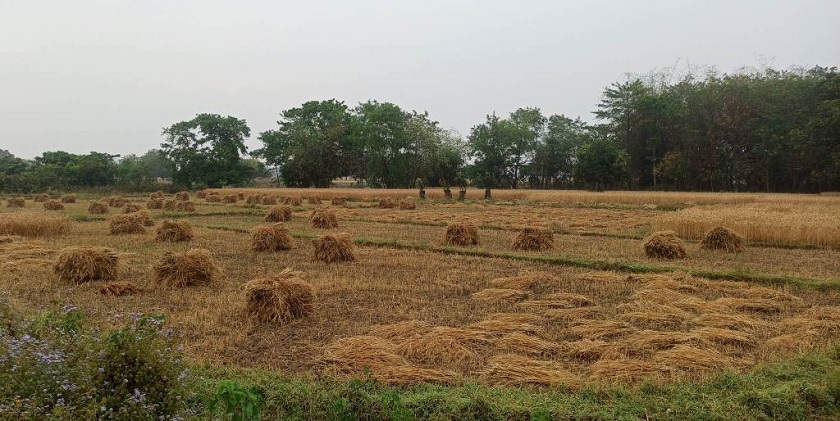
[{"x1": 2, "y1": 0, "x2": 838, "y2": 160}]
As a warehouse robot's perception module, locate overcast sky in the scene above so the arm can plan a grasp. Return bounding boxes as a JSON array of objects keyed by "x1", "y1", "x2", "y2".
[{"x1": 2, "y1": 0, "x2": 838, "y2": 159}]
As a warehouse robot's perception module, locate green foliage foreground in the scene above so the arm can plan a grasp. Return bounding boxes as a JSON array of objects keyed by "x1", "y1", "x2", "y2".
[{"x1": 2, "y1": 299, "x2": 840, "y2": 420}]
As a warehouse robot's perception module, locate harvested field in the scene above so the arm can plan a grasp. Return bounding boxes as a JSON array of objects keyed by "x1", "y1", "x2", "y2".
[{"x1": 1, "y1": 187, "x2": 840, "y2": 395}]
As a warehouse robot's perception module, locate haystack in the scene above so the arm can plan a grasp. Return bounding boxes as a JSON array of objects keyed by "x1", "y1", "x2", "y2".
[
  {"x1": 33, "y1": 193, "x2": 49, "y2": 202},
  {"x1": 444, "y1": 222, "x2": 479, "y2": 246},
  {"x1": 313, "y1": 233, "x2": 354, "y2": 262},
  {"x1": 109, "y1": 214, "x2": 145, "y2": 234},
  {"x1": 6, "y1": 197, "x2": 25, "y2": 208},
  {"x1": 265, "y1": 205, "x2": 292, "y2": 222},
  {"x1": 43, "y1": 200, "x2": 64, "y2": 211},
  {"x1": 332, "y1": 197, "x2": 348, "y2": 206},
  {"x1": 307, "y1": 196, "x2": 321, "y2": 205},
  {"x1": 155, "y1": 220, "x2": 193, "y2": 242},
  {"x1": 175, "y1": 201, "x2": 196, "y2": 213},
  {"x1": 163, "y1": 199, "x2": 177, "y2": 211},
  {"x1": 643, "y1": 230, "x2": 686, "y2": 259},
  {"x1": 222, "y1": 194, "x2": 238, "y2": 203},
  {"x1": 310, "y1": 208, "x2": 338, "y2": 228},
  {"x1": 251, "y1": 223, "x2": 292, "y2": 251},
  {"x1": 150, "y1": 190, "x2": 165, "y2": 200},
  {"x1": 262, "y1": 196, "x2": 279, "y2": 205},
  {"x1": 147, "y1": 198, "x2": 164, "y2": 209},
  {"x1": 100, "y1": 281, "x2": 142, "y2": 297},
  {"x1": 700, "y1": 226, "x2": 744, "y2": 253},
  {"x1": 511, "y1": 227, "x2": 554, "y2": 251},
  {"x1": 196, "y1": 190, "x2": 208, "y2": 199},
  {"x1": 153, "y1": 248, "x2": 219, "y2": 287},
  {"x1": 136, "y1": 210, "x2": 155, "y2": 226},
  {"x1": 378, "y1": 198, "x2": 396, "y2": 209},
  {"x1": 88, "y1": 201, "x2": 109, "y2": 214},
  {"x1": 244, "y1": 268, "x2": 314, "y2": 323},
  {"x1": 281, "y1": 196, "x2": 300, "y2": 206},
  {"x1": 205, "y1": 194, "x2": 222, "y2": 203},
  {"x1": 175, "y1": 191, "x2": 190, "y2": 201},
  {"x1": 60, "y1": 194, "x2": 77, "y2": 203},
  {"x1": 54, "y1": 246, "x2": 119, "y2": 284},
  {"x1": 246, "y1": 195, "x2": 262, "y2": 205},
  {"x1": 398, "y1": 199, "x2": 416, "y2": 210},
  {"x1": 122, "y1": 203, "x2": 141, "y2": 213},
  {"x1": 107, "y1": 196, "x2": 127, "y2": 207}
]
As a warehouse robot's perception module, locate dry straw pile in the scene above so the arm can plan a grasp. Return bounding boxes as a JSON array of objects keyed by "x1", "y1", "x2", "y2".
[
  {"x1": 53, "y1": 246, "x2": 118, "y2": 284},
  {"x1": 251, "y1": 223, "x2": 293, "y2": 251},
  {"x1": 205, "y1": 194, "x2": 223, "y2": 203},
  {"x1": 265, "y1": 205, "x2": 292, "y2": 222},
  {"x1": 281, "y1": 196, "x2": 300, "y2": 206},
  {"x1": 511, "y1": 227, "x2": 554, "y2": 251},
  {"x1": 0, "y1": 213, "x2": 70, "y2": 237},
  {"x1": 155, "y1": 220, "x2": 193, "y2": 242},
  {"x1": 378, "y1": 198, "x2": 396, "y2": 209},
  {"x1": 100, "y1": 281, "x2": 142, "y2": 296},
  {"x1": 308, "y1": 196, "x2": 321, "y2": 205},
  {"x1": 245, "y1": 268, "x2": 314, "y2": 323},
  {"x1": 60, "y1": 194, "x2": 77, "y2": 203},
  {"x1": 150, "y1": 190, "x2": 165, "y2": 200},
  {"x1": 147, "y1": 198, "x2": 164, "y2": 209},
  {"x1": 701, "y1": 226, "x2": 744, "y2": 253},
  {"x1": 175, "y1": 201, "x2": 196, "y2": 212},
  {"x1": 175, "y1": 191, "x2": 190, "y2": 201},
  {"x1": 246, "y1": 194, "x2": 262, "y2": 205},
  {"x1": 88, "y1": 201, "x2": 109, "y2": 214},
  {"x1": 444, "y1": 222, "x2": 479, "y2": 246},
  {"x1": 310, "y1": 208, "x2": 338, "y2": 228},
  {"x1": 43, "y1": 200, "x2": 64, "y2": 211},
  {"x1": 262, "y1": 196, "x2": 279, "y2": 205},
  {"x1": 122, "y1": 203, "x2": 141, "y2": 213},
  {"x1": 107, "y1": 196, "x2": 128, "y2": 207},
  {"x1": 480, "y1": 354, "x2": 578, "y2": 387},
  {"x1": 33, "y1": 193, "x2": 49, "y2": 202},
  {"x1": 398, "y1": 199, "x2": 416, "y2": 210},
  {"x1": 109, "y1": 214, "x2": 145, "y2": 234},
  {"x1": 643, "y1": 230, "x2": 687, "y2": 259},
  {"x1": 332, "y1": 197, "x2": 347, "y2": 206},
  {"x1": 6, "y1": 197, "x2": 25, "y2": 208},
  {"x1": 153, "y1": 248, "x2": 219, "y2": 287},
  {"x1": 196, "y1": 190, "x2": 208, "y2": 199},
  {"x1": 223, "y1": 194, "x2": 238, "y2": 203},
  {"x1": 313, "y1": 233, "x2": 355, "y2": 262},
  {"x1": 163, "y1": 200, "x2": 178, "y2": 211},
  {"x1": 135, "y1": 210, "x2": 155, "y2": 226}
]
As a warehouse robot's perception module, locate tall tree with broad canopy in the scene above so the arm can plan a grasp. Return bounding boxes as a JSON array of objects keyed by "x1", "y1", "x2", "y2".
[{"x1": 161, "y1": 114, "x2": 251, "y2": 188}]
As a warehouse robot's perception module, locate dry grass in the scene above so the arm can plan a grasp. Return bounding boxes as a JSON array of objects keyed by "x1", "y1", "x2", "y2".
[
  {"x1": 155, "y1": 220, "x2": 193, "y2": 242},
  {"x1": 692, "y1": 327, "x2": 758, "y2": 348},
  {"x1": 332, "y1": 197, "x2": 348, "y2": 206},
  {"x1": 701, "y1": 226, "x2": 744, "y2": 252},
  {"x1": 100, "y1": 281, "x2": 142, "y2": 297},
  {"x1": 511, "y1": 227, "x2": 554, "y2": 251},
  {"x1": 693, "y1": 313, "x2": 768, "y2": 332},
  {"x1": 88, "y1": 201, "x2": 109, "y2": 214},
  {"x1": 6, "y1": 197, "x2": 25, "y2": 208},
  {"x1": 643, "y1": 230, "x2": 686, "y2": 259},
  {"x1": 175, "y1": 191, "x2": 190, "y2": 201},
  {"x1": 544, "y1": 307, "x2": 603, "y2": 321},
  {"x1": 251, "y1": 223, "x2": 293, "y2": 252},
  {"x1": 265, "y1": 205, "x2": 292, "y2": 222},
  {"x1": 398, "y1": 199, "x2": 416, "y2": 210},
  {"x1": 136, "y1": 210, "x2": 155, "y2": 227},
  {"x1": 712, "y1": 297, "x2": 784, "y2": 314},
  {"x1": 467, "y1": 318, "x2": 543, "y2": 336},
  {"x1": 147, "y1": 198, "x2": 164, "y2": 209},
  {"x1": 369, "y1": 320, "x2": 433, "y2": 341},
  {"x1": 378, "y1": 198, "x2": 396, "y2": 209},
  {"x1": 444, "y1": 222, "x2": 479, "y2": 246},
  {"x1": 122, "y1": 203, "x2": 141, "y2": 213},
  {"x1": 0, "y1": 213, "x2": 70, "y2": 237},
  {"x1": 310, "y1": 208, "x2": 338, "y2": 229},
  {"x1": 107, "y1": 196, "x2": 128, "y2": 208},
  {"x1": 471, "y1": 288, "x2": 528, "y2": 302},
  {"x1": 196, "y1": 190, "x2": 208, "y2": 199},
  {"x1": 589, "y1": 358, "x2": 667, "y2": 382},
  {"x1": 109, "y1": 214, "x2": 145, "y2": 235},
  {"x1": 312, "y1": 233, "x2": 355, "y2": 263},
  {"x1": 519, "y1": 292, "x2": 593, "y2": 309},
  {"x1": 480, "y1": 354, "x2": 578, "y2": 387},
  {"x1": 568, "y1": 320, "x2": 634, "y2": 340},
  {"x1": 396, "y1": 326, "x2": 491, "y2": 371},
  {"x1": 307, "y1": 196, "x2": 321, "y2": 205},
  {"x1": 53, "y1": 246, "x2": 119, "y2": 284},
  {"x1": 494, "y1": 333, "x2": 561, "y2": 357},
  {"x1": 245, "y1": 268, "x2": 314, "y2": 323},
  {"x1": 153, "y1": 248, "x2": 220, "y2": 287},
  {"x1": 653, "y1": 345, "x2": 738, "y2": 372}
]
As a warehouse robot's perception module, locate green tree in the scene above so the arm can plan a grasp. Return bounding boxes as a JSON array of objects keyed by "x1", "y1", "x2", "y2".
[
  {"x1": 467, "y1": 113, "x2": 519, "y2": 188},
  {"x1": 575, "y1": 136, "x2": 628, "y2": 191},
  {"x1": 161, "y1": 114, "x2": 251, "y2": 188},
  {"x1": 350, "y1": 101, "x2": 411, "y2": 187},
  {"x1": 256, "y1": 100, "x2": 351, "y2": 187}
]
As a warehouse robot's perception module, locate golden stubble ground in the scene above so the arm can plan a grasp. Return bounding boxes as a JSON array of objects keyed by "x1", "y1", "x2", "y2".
[{"x1": 1, "y1": 191, "x2": 840, "y2": 387}]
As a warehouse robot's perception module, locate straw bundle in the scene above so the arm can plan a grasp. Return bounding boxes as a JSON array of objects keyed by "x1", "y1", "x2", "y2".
[
  {"x1": 6, "y1": 197, "x2": 25, "y2": 208},
  {"x1": 481, "y1": 354, "x2": 578, "y2": 387},
  {"x1": 245, "y1": 269, "x2": 314, "y2": 323},
  {"x1": 155, "y1": 220, "x2": 193, "y2": 242},
  {"x1": 643, "y1": 230, "x2": 687, "y2": 259},
  {"x1": 312, "y1": 233, "x2": 355, "y2": 262},
  {"x1": 100, "y1": 281, "x2": 142, "y2": 297},
  {"x1": 43, "y1": 200, "x2": 64, "y2": 211},
  {"x1": 60, "y1": 194, "x2": 77, "y2": 203},
  {"x1": 153, "y1": 248, "x2": 219, "y2": 287},
  {"x1": 53, "y1": 246, "x2": 119, "y2": 284},
  {"x1": 88, "y1": 201, "x2": 109, "y2": 214},
  {"x1": 251, "y1": 223, "x2": 293, "y2": 252},
  {"x1": 511, "y1": 227, "x2": 554, "y2": 251},
  {"x1": 444, "y1": 222, "x2": 479, "y2": 246},
  {"x1": 265, "y1": 205, "x2": 292, "y2": 222},
  {"x1": 310, "y1": 208, "x2": 338, "y2": 228},
  {"x1": 109, "y1": 214, "x2": 145, "y2": 234},
  {"x1": 700, "y1": 226, "x2": 744, "y2": 253}
]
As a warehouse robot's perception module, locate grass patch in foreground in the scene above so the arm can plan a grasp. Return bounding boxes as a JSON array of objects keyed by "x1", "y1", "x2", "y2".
[{"x1": 193, "y1": 347, "x2": 840, "y2": 420}]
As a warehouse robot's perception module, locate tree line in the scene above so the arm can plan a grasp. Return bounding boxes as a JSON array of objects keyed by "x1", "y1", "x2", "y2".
[{"x1": 1, "y1": 65, "x2": 837, "y2": 193}]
